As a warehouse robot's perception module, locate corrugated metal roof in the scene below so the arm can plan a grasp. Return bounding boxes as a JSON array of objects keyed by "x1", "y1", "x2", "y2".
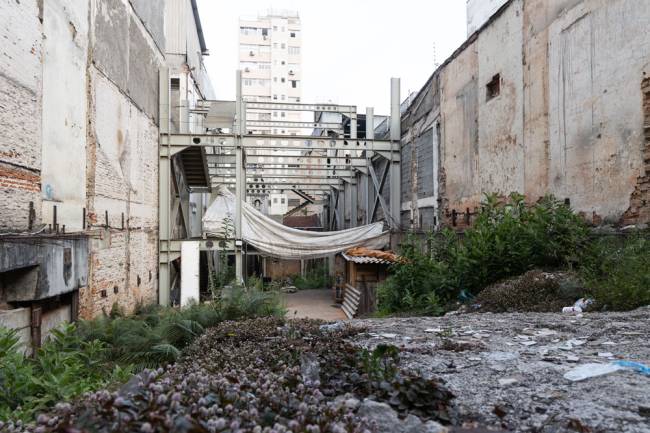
[{"x1": 342, "y1": 253, "x2": 392, "y2": 265}]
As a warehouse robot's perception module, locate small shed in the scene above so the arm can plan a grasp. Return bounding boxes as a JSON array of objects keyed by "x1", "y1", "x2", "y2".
[{"x1": 340, "y1": 248, "x2": 398, "y2": 319}]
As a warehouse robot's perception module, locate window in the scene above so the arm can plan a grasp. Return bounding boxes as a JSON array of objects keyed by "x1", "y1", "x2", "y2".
[
  {"x1": 281, "y1": 60, "x2": 286, "y2": 65},
  {"x1": 273, "y1": 112, "x2": 278, "y2": 117},
  {"x1": 291, "y1": 80, "x2": 297, "y2": 88},
  {"x1": 281, "y1": 78, "x2": 286, "y2": 83},
  {"x1": 273, "y1": 94, "x2": 277, "y2": 100},
  {"x1": 262, "y1": 28, "x2": 268, "y2": 36},
  {"x1": 273, "y1": 77, "x2": 278, "y2": 82},
  {"x1": 281, "y1": 94, "x2": 286, "y2": 101},
  {"x1": 273, "y1": 25, "x2": 278, "y2": 31},
  {"x1": 170, "y1": 78, "x2": 180, "y2": 90},
  {"x1": 290, "y1": 32, "x2": 296, "y2": 38},
  {"x1": 243, "y1": 79, "x2": 253, "y2": 86},
  {"x1": 288, "y1": 46, "x2": 300, "y2": 55},
  {"x1": 486, "y1": 74, "x2": 501, "y2": 101},
  {"x1": 281, "y1": 112, "x2": 286, "y2": 117},
  {"x1": 281, "y1": 198, "x2": 286, "y2": 204},
  {"x1": 273, "y1": 198, "x2": 278, "y2": 203},
  {"x1": 258, "y1": 79, "x2": 269, "y2": 86},
  {"x1": 281, "y1": 43, "x2": 286, "y2": 49},
  {"x1": 259, "y1": 63, "x2": 271, "y2": 70},
  {"x1": 240, "y1": 26, "x2": 257, "y2": 35}
]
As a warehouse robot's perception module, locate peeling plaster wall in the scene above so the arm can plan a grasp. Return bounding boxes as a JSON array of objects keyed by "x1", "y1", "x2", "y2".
[
  {"x1": 403, "y1": 0, "x2": 650, "y2": 231},
  {"x1": 41, "y1": 0, "x2": 89, "y2": 232},
  {"x1": 0, "y1": 0, "x2": 43, "y2": 231},
  {"x1": 547, "y1": 0, "x2": 650, "y2": 224},
  {"x1": 81, "y1": 0, "x2": 163, "y2": 318}
]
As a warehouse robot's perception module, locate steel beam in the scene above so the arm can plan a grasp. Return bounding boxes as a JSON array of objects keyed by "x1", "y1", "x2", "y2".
[
  {"x1": 161, "y1": 133, "x2": 396, "y2": 153},
  {"x1": 246, "y1": 101, "x2": 355, "y2": 113}
]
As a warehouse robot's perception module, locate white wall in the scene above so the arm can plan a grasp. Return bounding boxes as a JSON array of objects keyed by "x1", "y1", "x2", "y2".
[
  {"x1": 467, "y1": 0, "x2": 509, "y2": 35},
  {"x1": 40, "y1": 0, "x2": 89, "y2": 231}
]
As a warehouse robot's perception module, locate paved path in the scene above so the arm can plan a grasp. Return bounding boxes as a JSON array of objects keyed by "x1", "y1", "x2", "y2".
[{"x1": 284, "y1": 289, "x2": 347, "y2": 321}]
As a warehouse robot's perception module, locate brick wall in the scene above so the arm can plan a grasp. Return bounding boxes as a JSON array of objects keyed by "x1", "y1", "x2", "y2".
[
  {"x1": 622, "y1": 77, "x2": 650, "y2": 225},
  {"x1": 0, "y1": 0, "x2": 42, "y2": 231}
]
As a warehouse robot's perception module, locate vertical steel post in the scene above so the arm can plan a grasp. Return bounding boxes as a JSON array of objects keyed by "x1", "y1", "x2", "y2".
[
  {"x1": 389, "y1": 78, "x2": 401, "y2": 230},
  {"x1": 349, "y1": 111, "x2": 358, "y2": 227},
  {"x1": 235, "y1": 70, "x2": 244, "y2": 284},
  {"x1": 365, "y1": 107, "x2": 374, "y2": 224},
  {"x1": 159, "y1": 67, "x2": 171, "y2": 306}
]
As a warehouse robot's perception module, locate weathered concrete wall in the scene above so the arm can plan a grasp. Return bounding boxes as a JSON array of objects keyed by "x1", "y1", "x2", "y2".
[
  {"x1": 81, "y1": 0, "x2": 163, "y2": 318},
  {"x1": 0, "y1": 238, "x2": 88, "y2": 302},
  {"x1": 402, "y1": 0, "x2": 650, "y2": 231},
  {"x1": 41, "y1": 0, "x2": 89, "y2": 232},
  {"x1": 0, "y1": 308, "x2": 31, "y2": 352},
  {"x1": 0, "y1": 0, "x2": 43, "y2": 231},
  {"x1": 547, "y1": 0, "x2": 650, "y2": 224}
]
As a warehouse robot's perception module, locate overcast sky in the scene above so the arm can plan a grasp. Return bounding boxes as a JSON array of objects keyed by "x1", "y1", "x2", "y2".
[{"x1": 196, "y1": 1, "x2": 467, "y2": 115}]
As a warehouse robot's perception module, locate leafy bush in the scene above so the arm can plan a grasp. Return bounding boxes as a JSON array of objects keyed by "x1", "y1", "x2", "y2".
[
  {"x1": 580, "y1": 233, "x2": 650, "y2": 311},
  {"x1": 77, "y1": 286, "x2": 285, "y2": 369},
  {"x1": 379, "y1": 193, "x2": 590, "y2": 314},
  {"x1": 0, "y1": 324, "x2": 131, "y2": 422}
]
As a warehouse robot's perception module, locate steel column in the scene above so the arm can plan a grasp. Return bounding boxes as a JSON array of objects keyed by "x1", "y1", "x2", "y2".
[
  {"x1": 365, "y1": 107, "x2": 374, "y2": 224},
  {"x1": 389, "y1": 78, "x2": 401, "y2": 230},
  {"x1": 159, "y1": 67, "x2": 172, "y2": 306},
  {"x1": 235, "y1": 70, "x2": 244, "y2": 284}
]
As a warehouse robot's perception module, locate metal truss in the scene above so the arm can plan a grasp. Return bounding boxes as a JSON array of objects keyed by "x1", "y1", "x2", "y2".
[{"x1": 158, "y1": 68, "x2": 402, "y2": 305}]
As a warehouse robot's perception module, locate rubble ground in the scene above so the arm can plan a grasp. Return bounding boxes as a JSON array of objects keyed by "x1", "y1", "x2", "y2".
[{"x1": 352, "y1": 307, "x2": 650, "y2": 433}]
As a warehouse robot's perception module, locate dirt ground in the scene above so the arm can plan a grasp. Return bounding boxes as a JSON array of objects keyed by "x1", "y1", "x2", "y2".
[
  {"x1": 351, "y1": 307, "x2": 650, "y2": 433},
  {"x1": 284, "y1": 288, "x2": 347, "y2": 321}
]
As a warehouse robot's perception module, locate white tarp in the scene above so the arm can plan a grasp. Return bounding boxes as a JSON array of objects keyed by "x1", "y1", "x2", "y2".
[{"x1": 202, "y1": 187, "x2": 389, "y2": 259}]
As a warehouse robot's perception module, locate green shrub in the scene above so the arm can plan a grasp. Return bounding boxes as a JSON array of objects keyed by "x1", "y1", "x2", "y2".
[
  {"x1": 0, "y1": 324, "x2": 131, "y2": 422},
  {"x1": 580, "y1": 233, "x2": 650, "y2": 311},
  {"x1": 379, "y1": 193, "x2": 590, "y2": 314}
]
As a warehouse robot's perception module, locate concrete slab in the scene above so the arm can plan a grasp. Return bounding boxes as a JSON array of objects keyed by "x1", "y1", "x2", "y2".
[{"x1": 284, "y1": 289, "x2": 346, "y2": 322}]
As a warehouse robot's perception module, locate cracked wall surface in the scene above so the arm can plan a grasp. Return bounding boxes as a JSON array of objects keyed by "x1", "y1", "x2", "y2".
[
  {"x1": 1, "y1": 0, "x2": 163, "y2": 318},
  {"x1": 401, "y1": 0, "x2": 650, "y2": 230}
]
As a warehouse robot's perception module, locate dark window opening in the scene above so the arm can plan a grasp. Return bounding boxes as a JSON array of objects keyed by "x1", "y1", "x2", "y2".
[
  {"x1": 290, "y1": 32, "x2": 296, "y2": 38},
  {"x1": 170, "y1": 78, "x2": 180, "y2": 90},
  {"x1": 262, "y1": 28, "x2": 268, "y2": 36},
  {"x1": 486, "y1": 74, "x2": 500, "y2": 101},
  {"x1": 291, "y1": 80, "x2": 297, "y2": 88}
]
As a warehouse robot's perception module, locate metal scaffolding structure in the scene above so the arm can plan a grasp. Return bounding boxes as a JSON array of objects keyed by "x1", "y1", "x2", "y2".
[{"x1": 158, "y1": 69, "x2": 401, "y2": 305}]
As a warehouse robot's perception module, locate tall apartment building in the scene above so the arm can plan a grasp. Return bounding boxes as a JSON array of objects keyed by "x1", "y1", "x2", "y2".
[{"x1": 239, "y1": 10, "x2": 302, "y2": 216}]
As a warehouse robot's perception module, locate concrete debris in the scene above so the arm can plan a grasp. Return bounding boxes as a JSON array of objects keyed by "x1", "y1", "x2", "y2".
[
  {"x1": 357, "y1": 399, "x2": 448, "y2": 433},
  {"x1": 351, "y1": 307, "x2": 650, "y2": 433}
]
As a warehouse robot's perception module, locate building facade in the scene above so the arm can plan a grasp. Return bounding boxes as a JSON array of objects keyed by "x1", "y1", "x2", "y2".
[
  {"x1": 0, "y1": 0, "x2": 211, "y2": 350},
  {"x1": 398, "y1": 0, "x2": 650, "y2": 231},
  {"x1": 239, "y1": 10, "x2": 303, "y2": 216}
]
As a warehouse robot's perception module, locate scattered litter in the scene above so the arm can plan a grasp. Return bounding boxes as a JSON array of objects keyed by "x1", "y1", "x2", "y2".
[
  {"x1": 521, "y1": 341, "x2": 537, "y2": 346},
  {"x1": 380, "y1": 333, "x2": 397, "y2": 339},
  {"x1": 424, "y1": 328, "x2": 443, "y2": 334},
  {"x1": 566, "y1": 355, "x2": 580, "y2": 363},
  {"x1": 601, "y1": 341, "x2": 617, "y2": 346},
  {"x1": 564, "y1": 363, "x2": 623, "y2": 382},
  {"x1": 614, "y1": 360, "x2": 650, "y2": 376},
  {"x1": 574, "y1": 298, "x2": 594, "y2": 311},
  {"x1": 562, "y1": 306, "x2": 582, "y2": 313},
  {"x1": 498, "y1": 378, "x2": 519, "y2": 386},
  {"x1": 598, "y1": 352, "x2": 615, "y2": 358}
]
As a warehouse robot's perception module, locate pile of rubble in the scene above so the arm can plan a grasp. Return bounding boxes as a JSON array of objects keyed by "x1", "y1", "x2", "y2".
[{"x1": 352, "y1": 307, "x2": 650, "y2": 433}]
